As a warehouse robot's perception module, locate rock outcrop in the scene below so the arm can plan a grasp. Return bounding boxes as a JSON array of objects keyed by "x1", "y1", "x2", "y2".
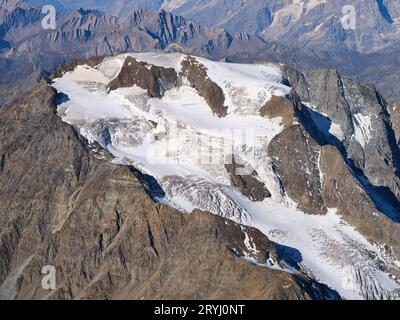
[
  {"x1": 282, "y1": 67, "x2": 400, "y2": 210},
  {"x1": 268, "y1": 123, "x2": 327, "y2": 215},
  {"x1": 180, "y1": 55, "x2": 228, "y2": 117},
  {"x1": 108, "y1": 56, "x2": 178, "y2": 97},
  {"x1": 260, "y1": 95, "x2": 296, "y2": 129},
  {"x1": 225, "y1": 156, "x2": 271, "y2": 202}
]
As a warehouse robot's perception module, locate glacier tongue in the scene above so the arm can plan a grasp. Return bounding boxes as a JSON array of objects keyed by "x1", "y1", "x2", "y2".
[{"x1": 52, "y1": 52, "x2": 400, "y2": 300}]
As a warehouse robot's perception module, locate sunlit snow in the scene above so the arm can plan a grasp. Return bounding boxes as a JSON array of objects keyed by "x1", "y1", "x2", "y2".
[{"x1": 52, "y1": 52, "x2": 400, "y2": 300}]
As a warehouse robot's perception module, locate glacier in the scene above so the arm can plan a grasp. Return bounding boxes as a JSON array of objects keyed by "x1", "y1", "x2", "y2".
[{"x1": 52, "y1": 52, "x2": 400, "y2": 300}]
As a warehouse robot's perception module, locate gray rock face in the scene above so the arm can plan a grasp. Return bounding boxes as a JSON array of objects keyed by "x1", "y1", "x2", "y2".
[
  {"x1": 27, "y1": 0, "x2": 273, "y2": 34},
  {"x1": 281, "y1": 67, "x2": 400, "y2": 214},
  {"x1": 30, "y1": 0, "x2": 400, "y2": 54},
  {"x1": 0, "y1": 0, "x2": 27, "y2": 17},
  {"x1": 259, "y1": 0, "x2": 400, "y2": 54}
]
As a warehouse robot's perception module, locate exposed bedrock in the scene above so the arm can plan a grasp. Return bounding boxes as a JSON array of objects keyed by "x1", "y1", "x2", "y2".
[
  {"x1": 268, "y1": 123, "x2": 327, "y2": 215},
  {"x1": 260, "y1": 95, "x2": 296, "y2": 129},
  {"x1": 225, "y1": 156, "x2": 271, "y2": 202},
  {"x1": 108, "y1": 56, "x2": 179, "y2": 97},
  {"x1": 180, "y1": 55, "x2": 228, "y2": 117},
  {"x1": 281, "y1": 66, "x2": 400, "y2": 206}
]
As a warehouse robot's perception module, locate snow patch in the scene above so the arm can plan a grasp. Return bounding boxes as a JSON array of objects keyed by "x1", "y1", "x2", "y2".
[{"x1": 353, "y1": 113, "x2": 373, "y2": 148}]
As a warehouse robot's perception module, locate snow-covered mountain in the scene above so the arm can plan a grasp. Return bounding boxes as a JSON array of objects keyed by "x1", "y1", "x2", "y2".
[
  {"x1": 1, "y1": 1, "x2": 400, "y2": 301},
  {"x1": 50, "y1": 52, "x2": 400, "y2": 299},
  {"x1": 0, "y1": 2, "x2": 272, "y2": 107},
  {"x1": 18, "y1": 0, "x2": 400, "y2": 99}
]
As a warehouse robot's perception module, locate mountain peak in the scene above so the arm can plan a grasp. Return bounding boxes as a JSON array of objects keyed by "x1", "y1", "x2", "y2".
[{"x1": 46, "y1": 52, "x2": 400, "y2": 299}]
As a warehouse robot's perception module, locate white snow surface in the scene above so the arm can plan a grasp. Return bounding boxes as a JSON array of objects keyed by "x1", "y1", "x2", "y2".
[
  {"x1": 193, "y1": 56, "x2": 290, "y2": 115},
  {"x1": 353, "y1": 113, "x2": 373, "y2": 148},
  {"x1": 52, "y1": 52, "x2": 400, "y2": 300}
]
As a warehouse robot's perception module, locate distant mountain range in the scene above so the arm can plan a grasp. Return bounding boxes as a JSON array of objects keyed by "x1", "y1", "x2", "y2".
[
  {"x1": 0, "y1": 0, "x2": 397, "y2": 105},
  {"x1": 0, "y1": 1, "x2": 272, "y2": 106},
  {"x1": 26, "y1": 0, "x2": 400, "y2": 53}
]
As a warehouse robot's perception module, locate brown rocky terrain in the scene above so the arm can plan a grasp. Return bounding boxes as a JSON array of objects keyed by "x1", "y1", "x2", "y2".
[
  {"x1": 260, "y1": 95, "x2": 296, "y2": 129},
  {"x1": 0, "y1": 82, "x2": 339, "y2": 300},
  {"x1": 225, "y1": 157, "x2": 271, "y2": 202},
  {"x1": 49, "y1": 53, "x2": 400, "y2": 269},
  {"x1": 268, "y1": 123, "x2": 327, "y2": 215},
  {"x1": 1, "y1": 0, "x2": 400, "y2": 300},
  {"x1": 180, "y1": 55, "x2": 228, "y2": 117},
  {"x1": 108, "y1": 56, "x2": 178, "y2": 97}
]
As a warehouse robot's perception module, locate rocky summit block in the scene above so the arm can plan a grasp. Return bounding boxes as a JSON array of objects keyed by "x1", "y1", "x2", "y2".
[
  {"x1": 108, "y1": 56, "x2": 179, "y2": 98},
  {"x1": 180, "y1": 55, "x2": 228, "y2": 117}
]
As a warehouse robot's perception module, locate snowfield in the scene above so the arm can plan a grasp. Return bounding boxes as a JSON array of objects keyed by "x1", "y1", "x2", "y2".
[{"x1": 52, "y1": 52, "x2": 400, "y2": 300}]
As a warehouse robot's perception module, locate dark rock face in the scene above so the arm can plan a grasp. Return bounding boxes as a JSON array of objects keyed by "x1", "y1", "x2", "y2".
[
  {"x1": 225, "y1": 157, "x2": 271, "y2": 202},
  {"x1": 0, "y1": 82, "x2": 338, "y2": 300},
  {"x1": 260, "y1": 95, "x2": 296, "y2": 129},
  {"x1": 268, "y1": 124, "x2": 327, "y2": 215},
  {"x1": 280, "y1": 66, "x2": 310, "y2": 103},
  {"x1": 180, "y1": 56, "x2": 227, "y2": 117},
  {"x1": 108, "y1": 56, "x2": 178, "y2": 97},
  {"x1": 303, "y1": 70, "x2": 354, "y2": 139},
  {"x1": 282, "y1": 67, "x2": 400, "y2": 208}
]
